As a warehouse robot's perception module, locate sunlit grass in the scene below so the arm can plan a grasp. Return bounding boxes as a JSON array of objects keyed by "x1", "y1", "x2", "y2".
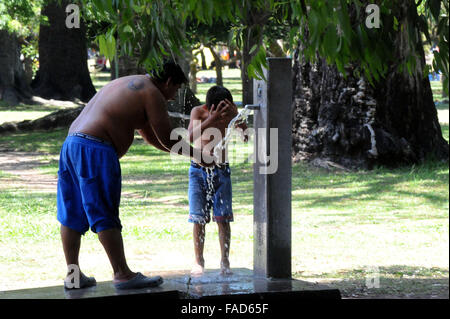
[
  {"x1": 195, "y1": 68, "x2": 242, "y2": 104},
  {"x1": 430, "y1": 81, "x2": 447, "y2": 102},
  {"x1": 0, "y1": 104, "x2": 62, "y2": 126}
]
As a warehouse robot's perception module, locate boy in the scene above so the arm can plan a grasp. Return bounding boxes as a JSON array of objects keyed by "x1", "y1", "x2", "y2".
[{"x1": 187, "y1": 86, "x2": 248, "y2": 275}]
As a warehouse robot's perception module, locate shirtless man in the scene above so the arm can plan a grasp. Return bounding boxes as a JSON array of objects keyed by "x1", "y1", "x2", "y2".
[
  {"x1": 57, "y1": 61, "x2": 217, "y2": 290},
  {"x1": 187, "y1": 85, "x2": 248, "y2": 276}
]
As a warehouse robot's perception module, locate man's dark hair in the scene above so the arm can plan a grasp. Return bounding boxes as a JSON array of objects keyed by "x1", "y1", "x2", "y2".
[
  {"x1": 151, "y1": 60, "x2": 188, "y2": 85},
  {"x1": 205, "y1": 86, "x2": 233, "y2": 110}
]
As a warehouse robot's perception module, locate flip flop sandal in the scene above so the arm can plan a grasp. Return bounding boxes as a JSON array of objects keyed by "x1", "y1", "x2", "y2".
[{"x1": 114, "y1": 272, "x2": 163, "y2": 290}]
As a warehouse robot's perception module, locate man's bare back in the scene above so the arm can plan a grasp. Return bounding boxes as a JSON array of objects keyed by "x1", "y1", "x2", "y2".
[{"x1": 69, "y1": 75, "x2": 176, "y2": 158}]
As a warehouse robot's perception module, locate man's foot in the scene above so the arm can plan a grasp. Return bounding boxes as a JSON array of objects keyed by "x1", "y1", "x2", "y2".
[
  {"x1": 191, "y1": 263, "x2": 205, "y2": 276},
  {"x1": 64, "y1": 272, "x2": 96, "y2": 290},
  {"x1": 220, "y1": 260, "x2": 233, "y2": 276},
  {"x1": 113, "y1": 272, "x2": 163, "y2": 290}
]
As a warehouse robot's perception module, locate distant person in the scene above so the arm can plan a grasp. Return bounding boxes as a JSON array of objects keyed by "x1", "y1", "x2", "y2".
[
  {"x1": 187, "y1": 85, "x2": 248, "y2": 276},
  {"x1": 57, "y1": 60, "x2": 215, "y2": 290}
]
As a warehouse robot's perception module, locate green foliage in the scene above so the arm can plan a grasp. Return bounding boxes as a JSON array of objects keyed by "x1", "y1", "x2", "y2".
[
  {"x1": 247, "y1": 45, "x2": 268, "y2": 80},
  {"x1": 424, "y1": 0, "x2": 449, "y2": 94},
  {"x1": 80, "y1": 0, "x2": 448, "y2": 88},
  {"x1": 0, "y1": 0, "x2": 43, "y2": 35}
]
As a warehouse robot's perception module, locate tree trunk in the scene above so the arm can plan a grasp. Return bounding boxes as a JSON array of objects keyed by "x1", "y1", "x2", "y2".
[
  {"x1": 189, "y1": 54, "x2": 198, "y2": 94},
  {"x1": 241, "y1": 7, "x2": 269, "y2": 106},
  {"x1": 0, "y1": 105, "x2": 84, "y2": 134},
  {"x1": 200, "y1": 49, "x2": 207, "y2": 70},
  {"x1": 292, "y1": 2, "x2": 449, "y2": 169},
  {"x1": 207, "y1": 46, "x2": 223, "y2": 87},
  {"x1": 0, "y1": 30, "x2": 32, "y2": 105},
  {"x1": 110, "y1": 54, "x2": 146, "y2": 80},
  {"x1": 32, "y1": 0, "x2": 96, "y2": 102},
  {"x1": 241, "y1": 26, "x2": 259, "y2": 106}
]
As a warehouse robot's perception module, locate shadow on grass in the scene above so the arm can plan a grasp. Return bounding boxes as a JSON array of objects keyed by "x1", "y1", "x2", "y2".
[
  {"x1": 1, "y1": 127, "x2": 446, "y2": 219},
  {"x1": 291, "y1": 160, "x2": 449, "y2": 217},
  {"x1": 0, "y1": 128, "x2": 68, "y2": 153},
  {"x1": 0, "y1": 190, "x2": 56, "y2": 217},
  {"x1": 435, "y1": 102, "x2": 449, "y2": 111},
  {"x1": 294, "y1": 265, "x2": 449, "y2": 299}
]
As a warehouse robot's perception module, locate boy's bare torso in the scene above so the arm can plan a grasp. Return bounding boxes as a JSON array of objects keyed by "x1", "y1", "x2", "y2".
[
  {"x1": 190, "y1": 105, "x2": 232, "y2": 162},
  {"x1": 69, "y1": 75, "x2": 160, "y2": 158}
]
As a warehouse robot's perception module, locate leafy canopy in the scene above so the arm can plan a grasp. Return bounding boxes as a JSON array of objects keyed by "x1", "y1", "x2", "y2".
[
  {"x1": 0, "y1": 0, "x2": 43, "y2": 36},
  {"x1": 80, "y1": 0, "x2": 447, "y2": 92}
]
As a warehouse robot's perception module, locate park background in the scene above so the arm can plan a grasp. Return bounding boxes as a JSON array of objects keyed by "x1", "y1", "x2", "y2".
[{"x1": 0, "y1": 0, "x2": 448, "y2": 298}]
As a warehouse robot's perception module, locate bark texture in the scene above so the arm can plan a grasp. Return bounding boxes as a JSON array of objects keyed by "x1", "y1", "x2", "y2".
[
  {"x1": 292, "y1": 2, "x2": 448, "y2": 169},
  {"x1": 0, "y1": 106, "x2": 83, "y2": 134},
  {"x1": 0, "y1": 30, "x2": 32, "y2": 105},
  {"x1": 32, "y1": 0, "x2": 96, "y2": 102}
]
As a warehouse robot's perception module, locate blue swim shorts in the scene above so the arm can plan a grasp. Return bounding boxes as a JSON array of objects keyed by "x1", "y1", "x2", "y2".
[
  {"x1": 57, "y1": 134, "x2": 122, "y2": 235},
  {"x1": 188, "y1": 161, "x2": 233, "y2": 224}
]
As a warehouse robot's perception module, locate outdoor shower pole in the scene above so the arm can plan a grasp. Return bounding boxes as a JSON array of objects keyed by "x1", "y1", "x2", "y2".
[{"x1": 253, "y1": 58, "x2": 292, "y2": 279}]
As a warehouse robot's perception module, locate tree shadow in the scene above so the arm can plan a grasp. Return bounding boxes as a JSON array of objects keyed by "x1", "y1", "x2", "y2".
[
  {"x1": 291, "y1": 161, "x2": 449, "y2": 218},
  {"x1": 294, "y1": 265, "x2": 449, "y2": 299}
]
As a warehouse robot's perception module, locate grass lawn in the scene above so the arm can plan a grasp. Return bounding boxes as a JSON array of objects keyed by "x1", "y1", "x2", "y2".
[
  {"x1": 0, "y1": 70, "x2": 448, "y2": 298},
  {"x1": 430, "y1": 80, "x2": 447, "y2": 102},
  {"x1": 194, "y1": 68, "x2": 242, "y2": 104},
  {"x1": 0, "y1": 103, "x2": 62, "y2": 125}
]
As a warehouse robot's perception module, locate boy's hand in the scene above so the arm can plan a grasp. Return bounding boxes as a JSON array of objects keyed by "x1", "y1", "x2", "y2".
[
  {"x1": 208, "y1": 99, "x2": 237, "y2": 125},
  {"x1": 224, "y1": 99, "x2": 238, "y2": 118},
  {"x1": 208, "y1": 101, "x2": 229, "y2": 123},
  {"x1": 236, "y1": 122, "x2": 249, "y2": 143}
]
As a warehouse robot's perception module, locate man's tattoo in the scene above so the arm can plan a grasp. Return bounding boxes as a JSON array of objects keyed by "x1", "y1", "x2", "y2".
[{"x1": 128, "y1": 79, "x2": 145, "y2": 91}]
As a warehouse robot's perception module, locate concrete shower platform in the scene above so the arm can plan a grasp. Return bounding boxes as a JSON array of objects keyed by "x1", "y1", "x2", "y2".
[{"x1": 0, "y1": 268, "x2": 340, "y2": 300}]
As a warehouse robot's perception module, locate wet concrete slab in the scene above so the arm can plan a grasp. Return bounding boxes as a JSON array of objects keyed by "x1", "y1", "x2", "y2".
[{"x1": 0, "y1": 268, "x2": 340, "y2": 300}]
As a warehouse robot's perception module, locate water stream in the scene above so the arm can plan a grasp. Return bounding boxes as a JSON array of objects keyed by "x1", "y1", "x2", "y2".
[
  {"x1": 203, "y1": 106, "x2": 253, "y2": 220},
  {"x1": 213, "y1": 105, "x2": 253, "y2": 162}
]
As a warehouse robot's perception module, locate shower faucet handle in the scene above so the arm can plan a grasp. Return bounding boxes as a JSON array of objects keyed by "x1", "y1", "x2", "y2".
[{"x1": 245, "y1": 104, "x2": 261, "y2": 110}]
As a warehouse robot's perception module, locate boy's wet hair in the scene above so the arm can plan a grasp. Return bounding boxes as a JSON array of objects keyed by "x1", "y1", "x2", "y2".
[
  {"x1": 151, "y1": 60, "x2": 188, "y2": 85},
  {"x1": 206, "y1": 86, "x2": 233, "y2": 110}
]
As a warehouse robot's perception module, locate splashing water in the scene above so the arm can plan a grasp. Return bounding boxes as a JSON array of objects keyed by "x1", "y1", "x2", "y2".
[
  {"x1": 202, "y1": 106, "x2": 253, "y2": 219},
  {"x1": 213, "y1": 105, "x2": 252, "y2": 162},
  {"x1": 205, "y1": 167, "x2": 215, "y2": 206}
]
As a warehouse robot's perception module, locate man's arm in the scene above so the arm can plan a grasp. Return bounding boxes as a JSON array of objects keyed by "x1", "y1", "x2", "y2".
[
  {"x1": 142, "y1": 89, "x2": 215, "y2": 165},
  {"x1": 137, "y1": 123, "x2": 170, "y2": 152}
]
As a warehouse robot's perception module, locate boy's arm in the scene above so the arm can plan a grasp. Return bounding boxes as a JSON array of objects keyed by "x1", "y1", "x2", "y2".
[{"x1": 139, "y1": 91, "x2": 176, "y2": 151}]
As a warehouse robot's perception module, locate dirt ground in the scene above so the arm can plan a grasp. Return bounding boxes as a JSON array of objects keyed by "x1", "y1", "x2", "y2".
[{"x1": 0, "y1": 151, "x2": 57, "y2": 191}]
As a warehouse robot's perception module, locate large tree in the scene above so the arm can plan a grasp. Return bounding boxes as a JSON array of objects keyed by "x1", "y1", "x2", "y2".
[
  {"x1": 0, "y1": 30, "x2": 32, "y2": 105},
  {"x1": 32, "y1": 0, "x2": 96, "y2": 102},
  {"x1": 0, "y1": 0, "x2": 40, "y2": 105},
  {"x1": 292, "y1": 1, "x2": 448, "y2": 168}
]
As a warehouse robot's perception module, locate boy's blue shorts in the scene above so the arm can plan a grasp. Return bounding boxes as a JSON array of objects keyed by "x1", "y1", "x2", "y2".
[
  {"x1": 188, "y1": 161, "x2": 233, "y2": 224},
  {"x1": 57, "y1": 134, "x2": 122, "y2": 235}
]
